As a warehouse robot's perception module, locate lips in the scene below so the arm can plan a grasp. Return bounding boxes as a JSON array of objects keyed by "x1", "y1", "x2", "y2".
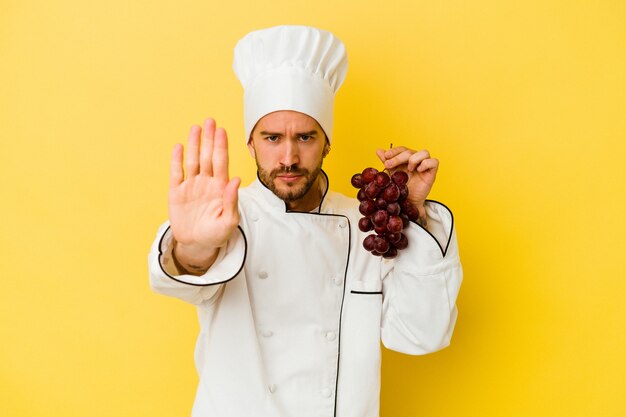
[{"x1": 276, "y1": 174, "x2": 303, "y2": 183}]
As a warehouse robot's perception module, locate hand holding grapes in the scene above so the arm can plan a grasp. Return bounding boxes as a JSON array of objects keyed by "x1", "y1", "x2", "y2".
[
  {"x1": 375, "y1": 146, "x2": 439, "y2": 210},
  {"x1": 168, "y1": 118, "x2": 241, "y2": 274},
  {"x1": 351, "y1": 146, "x2": 438, "y2": 259}
]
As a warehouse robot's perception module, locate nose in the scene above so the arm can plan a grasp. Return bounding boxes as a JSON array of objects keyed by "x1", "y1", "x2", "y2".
[{"x1": 280, "y1": 139, "x2": 300, "y2": 168}]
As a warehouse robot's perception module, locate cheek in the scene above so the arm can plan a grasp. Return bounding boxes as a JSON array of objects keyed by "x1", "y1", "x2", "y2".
[
  {"x1": 310, "y1": 147, "x2": 326, "y2": 166},
  {"x1": 253, "y1": 149, "x2": 280, "y2": 172},
  {"x1": 302, "y1": 143, "x2": 325, "y2": 159}
]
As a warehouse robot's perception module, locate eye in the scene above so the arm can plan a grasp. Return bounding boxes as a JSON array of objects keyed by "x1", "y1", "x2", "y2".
[
  {"x1": 299, "y1": 135, "x2": 312, "y2": 142},
  {"x1": 265, "y1": 135, "x2": 279, "y2": 142}
]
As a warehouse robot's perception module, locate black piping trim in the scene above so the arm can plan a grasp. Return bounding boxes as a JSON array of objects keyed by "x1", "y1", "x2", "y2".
[
  {"x1": 350, "y1": 290, "x2": 383, "y2": 295},
  {"x1": 157, "y1": 225, "x2": 248, "y2": 287},
  {"x1": 316, "y1": 170, "x2": 330, "y2": 214},
  {"x1": 256, "y1": 169, "x2": 348, "y2": 417},
  {"x1": 332, "y1": 213, "x2": 350, "y2": 417},
  {"x1": 411, "y1": 199, "x2": 455, "y2": 258}
]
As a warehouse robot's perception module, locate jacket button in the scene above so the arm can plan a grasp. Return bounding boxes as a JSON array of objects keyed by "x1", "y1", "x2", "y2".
[
  {"x1": 261, "y1": 330, "x2": 273, "y2": 337},
  {"x1": 251, "y1": 213, "x2": 259, "y2": 222},
  {"x1": 338, "y1": 220, "x2": 347, "y2": 228},
  {"x1": 269, "y1": 384, "x2": 277, "y2": 393},
  {"x1": 258, "y1": 271, "x2": 268, "y2": 279},
  {"x1": 321, "y1": 387, "x2": 332, "y2": 398},
  {"x1": 332, "y1": 276, "x2": 342, "y2": 286},
  {"x1": 325, "y1": 331, "x2": 336, "y2": 341}
]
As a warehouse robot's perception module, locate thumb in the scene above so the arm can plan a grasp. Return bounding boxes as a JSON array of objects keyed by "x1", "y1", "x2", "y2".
[{"x1": 223, "y1": 177, "x2": 241, "y2": 218}]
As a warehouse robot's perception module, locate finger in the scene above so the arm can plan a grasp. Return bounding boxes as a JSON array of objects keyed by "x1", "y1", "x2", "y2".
[
  {"x1": 200, "y1": 118, "x2": 216, "y2": 176},
  {"x1": 212, "y1": 127, "x2": 229, "y2": 181},
  {"x1": 383, "y1": 149, "x2": 415, "y2": 170},
  {"x1": 222, "y1": 176, "x2": 241, "y2": 222},
  {"x1": 407, "y1": 150, "x2": 431, "y2": 171},
  {"x1": 375, "y1": 148, "x2": 386, "y2": 165},
  {"x1": 186, "y1": 125, "x2": 201, "y2": 177},
  {"x1": 416, "y1": 158, "x2": 439, "y2": 173},
  {"x1": 170, "y1": 143, "x2": 184, "y2": 188},
  {"x1": 383, "y1": 146, "x2": 409, "y2": 161}
]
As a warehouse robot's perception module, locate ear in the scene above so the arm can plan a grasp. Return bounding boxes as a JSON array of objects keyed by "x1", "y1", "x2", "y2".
[
  {"x1": 322, "y1": 142, "x2": 331, "y2": 158},
  {"x1": 247, "y1": 137, "x2": 256, "y2": 158}
]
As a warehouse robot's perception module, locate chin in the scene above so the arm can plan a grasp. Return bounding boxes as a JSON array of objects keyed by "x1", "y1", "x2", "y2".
[{"x1": 273, "y1": 183, "x2": 308, "y2": 202}]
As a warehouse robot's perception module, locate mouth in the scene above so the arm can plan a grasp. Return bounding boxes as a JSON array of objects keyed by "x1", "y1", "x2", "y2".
[{"x1": 276, "y1": 174, "x2": 304, "y2": 183}]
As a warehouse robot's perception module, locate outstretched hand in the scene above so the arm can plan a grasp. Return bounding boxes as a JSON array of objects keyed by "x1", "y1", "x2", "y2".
[{"x1": 168, "y1": 118, "x2": 241, "y2": 271}]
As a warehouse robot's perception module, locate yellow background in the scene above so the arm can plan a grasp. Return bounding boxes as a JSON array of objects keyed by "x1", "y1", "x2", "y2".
[{"x1": 1, "y1": 0, "x2": 625, "y2": 416}]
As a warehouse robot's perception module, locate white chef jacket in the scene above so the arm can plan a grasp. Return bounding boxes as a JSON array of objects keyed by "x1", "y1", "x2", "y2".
[{"x1": 148, "y1": 171, "x2": 462, "y2": 417}]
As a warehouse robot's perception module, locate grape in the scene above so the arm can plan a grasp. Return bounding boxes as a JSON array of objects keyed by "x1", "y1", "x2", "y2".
[
  {"x1": 382, "y1": 246, "x2": 398, "y2": 259},
  {"x1": 357, "y1": 188, "x2": 367, "y2": 201},
  {"x1": 395, "y1": 233, "x2": 408, "y2": 250},
  {"x1": 400, "y1": 199, "x2": 413, "y2": 213},
  {"x1": 358, "y1": 217, "x2": 373, "y2": 232},
  {"x1": 391, "y1": 171, "x2": 409, "y2": 186},
  {"x1": 361, "y1": 168, "x2": 378, "y2": 184},
  {"x1": 375, "y1": 172, "x2": 391, "y2": 188},
  {"x1": 387, "y1": 215, "x2": 403, "y2": 233},
  {"x1": 351, "y1": 165, "x2": 420, "y2": 258},
  {"x1": 398, "y1": 185, "x2": 409, "y2": 201},
  {"x1": 351, "y1": 173, "x2": 364, "y2": 188},
  {"x1": 372, "y1": 210, "x2": 388, "y2": 227},
  {"x1": 373, "y1": 236, "x2": 390, "y2": 254},
  {"x1": 382, "y1": 184, "x2": 400, "y2": 202},
  {"x1": 386, "y1": 202, "x2": 400, "y2": 216},
  {"x1": 401, "y1": 215, "x2": 409, "y2": 228},
  {"x1": 403, "y1": 203, "x2": 419, "y2": 222},
  {"x1": 363, "y1": 234, "x2": 376, "y2": 251},
  {"x1": 364, "y1": 182, "x2": 381, "y2": 199},
  {"x1": 374, "y1": 223, "x2": 388, "y2": 235},
  {"x1": 387, "y1": 232, "x2": 401, "y2": 244},
  {"x1": 359, "y1": 199, "x2": 377, "y2": 216}
]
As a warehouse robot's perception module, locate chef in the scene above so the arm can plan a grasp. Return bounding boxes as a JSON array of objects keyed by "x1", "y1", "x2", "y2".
[{"x1": 148, "y1": 25, "x2": 462, "y2": 417}]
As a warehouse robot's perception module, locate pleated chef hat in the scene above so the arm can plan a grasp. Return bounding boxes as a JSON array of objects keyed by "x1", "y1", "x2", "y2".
[{"x1": 233, "y1": 25, "x2": 348, "y2": 143}]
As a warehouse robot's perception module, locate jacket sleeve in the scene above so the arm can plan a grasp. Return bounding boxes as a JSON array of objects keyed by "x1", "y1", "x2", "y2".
[
  {"x1": 380, "y1": 200, "x2": 463, "y2": 355},
  {"x1": 147, "y1": 221, "x2": 247, "y2": 305}
]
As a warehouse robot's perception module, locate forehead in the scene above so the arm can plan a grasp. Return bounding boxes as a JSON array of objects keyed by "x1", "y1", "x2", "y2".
[{"x1": 254, "y1": 110, "x2": 322, "y2": 132}]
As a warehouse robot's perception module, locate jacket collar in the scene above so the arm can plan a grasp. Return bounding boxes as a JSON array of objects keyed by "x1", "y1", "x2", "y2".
[{"x1": 252, "y1": 170, "x2": 331, "y2": 214}]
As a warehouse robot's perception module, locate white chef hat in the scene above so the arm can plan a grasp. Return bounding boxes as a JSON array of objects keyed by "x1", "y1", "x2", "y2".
[{"x1": 233, "y1": 25, "x2": 348, "y2": 143}]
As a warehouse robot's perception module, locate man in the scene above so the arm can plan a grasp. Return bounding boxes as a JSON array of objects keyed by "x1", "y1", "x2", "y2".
[{"x1": 148, "y1": 25, "x2": 462, "y2": 417}]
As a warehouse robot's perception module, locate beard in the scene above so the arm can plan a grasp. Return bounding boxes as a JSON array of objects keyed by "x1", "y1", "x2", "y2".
[{"x1": 257, "y1": 162, "x2": 323, "y2": 203}]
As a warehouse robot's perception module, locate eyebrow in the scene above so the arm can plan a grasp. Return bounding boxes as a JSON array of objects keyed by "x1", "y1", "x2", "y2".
[{"x1": 258, "y1": 130, "x2": 319, "y2": 136}]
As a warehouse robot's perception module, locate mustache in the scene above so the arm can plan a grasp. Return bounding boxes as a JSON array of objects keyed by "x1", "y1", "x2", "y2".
[{"x1": 271, "y1": 166, "x2": 308, "y2": 176}]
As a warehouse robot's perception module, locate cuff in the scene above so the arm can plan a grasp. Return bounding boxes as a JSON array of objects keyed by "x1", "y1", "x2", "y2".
[
  {"x1": 158, "y1": 225, "x2": 247, "y2": 286},
  {"x1": 393, "y1": 200, "x2": 458, "y2": 274},
  {"x1": 419, "y1": 199, "x2": 454, "y2": 257}
]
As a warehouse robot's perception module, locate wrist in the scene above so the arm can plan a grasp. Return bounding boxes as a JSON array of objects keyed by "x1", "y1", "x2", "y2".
[
  {"x1": 173, "y1": 241, "x2": 219, "y2": 275},
  {"x1": 414, "y1": 202, "x2": 428, "y2": 229}
]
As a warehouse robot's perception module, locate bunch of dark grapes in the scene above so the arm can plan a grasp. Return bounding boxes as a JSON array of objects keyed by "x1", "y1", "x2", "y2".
[{"x1": 351, "y1": 168, "x2": 420, "y2": 259}]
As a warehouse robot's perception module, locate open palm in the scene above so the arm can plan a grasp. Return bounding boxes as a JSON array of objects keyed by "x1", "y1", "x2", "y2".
[{"x1": 168, "y1": 119, "x2": 241, "y2": 254}]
